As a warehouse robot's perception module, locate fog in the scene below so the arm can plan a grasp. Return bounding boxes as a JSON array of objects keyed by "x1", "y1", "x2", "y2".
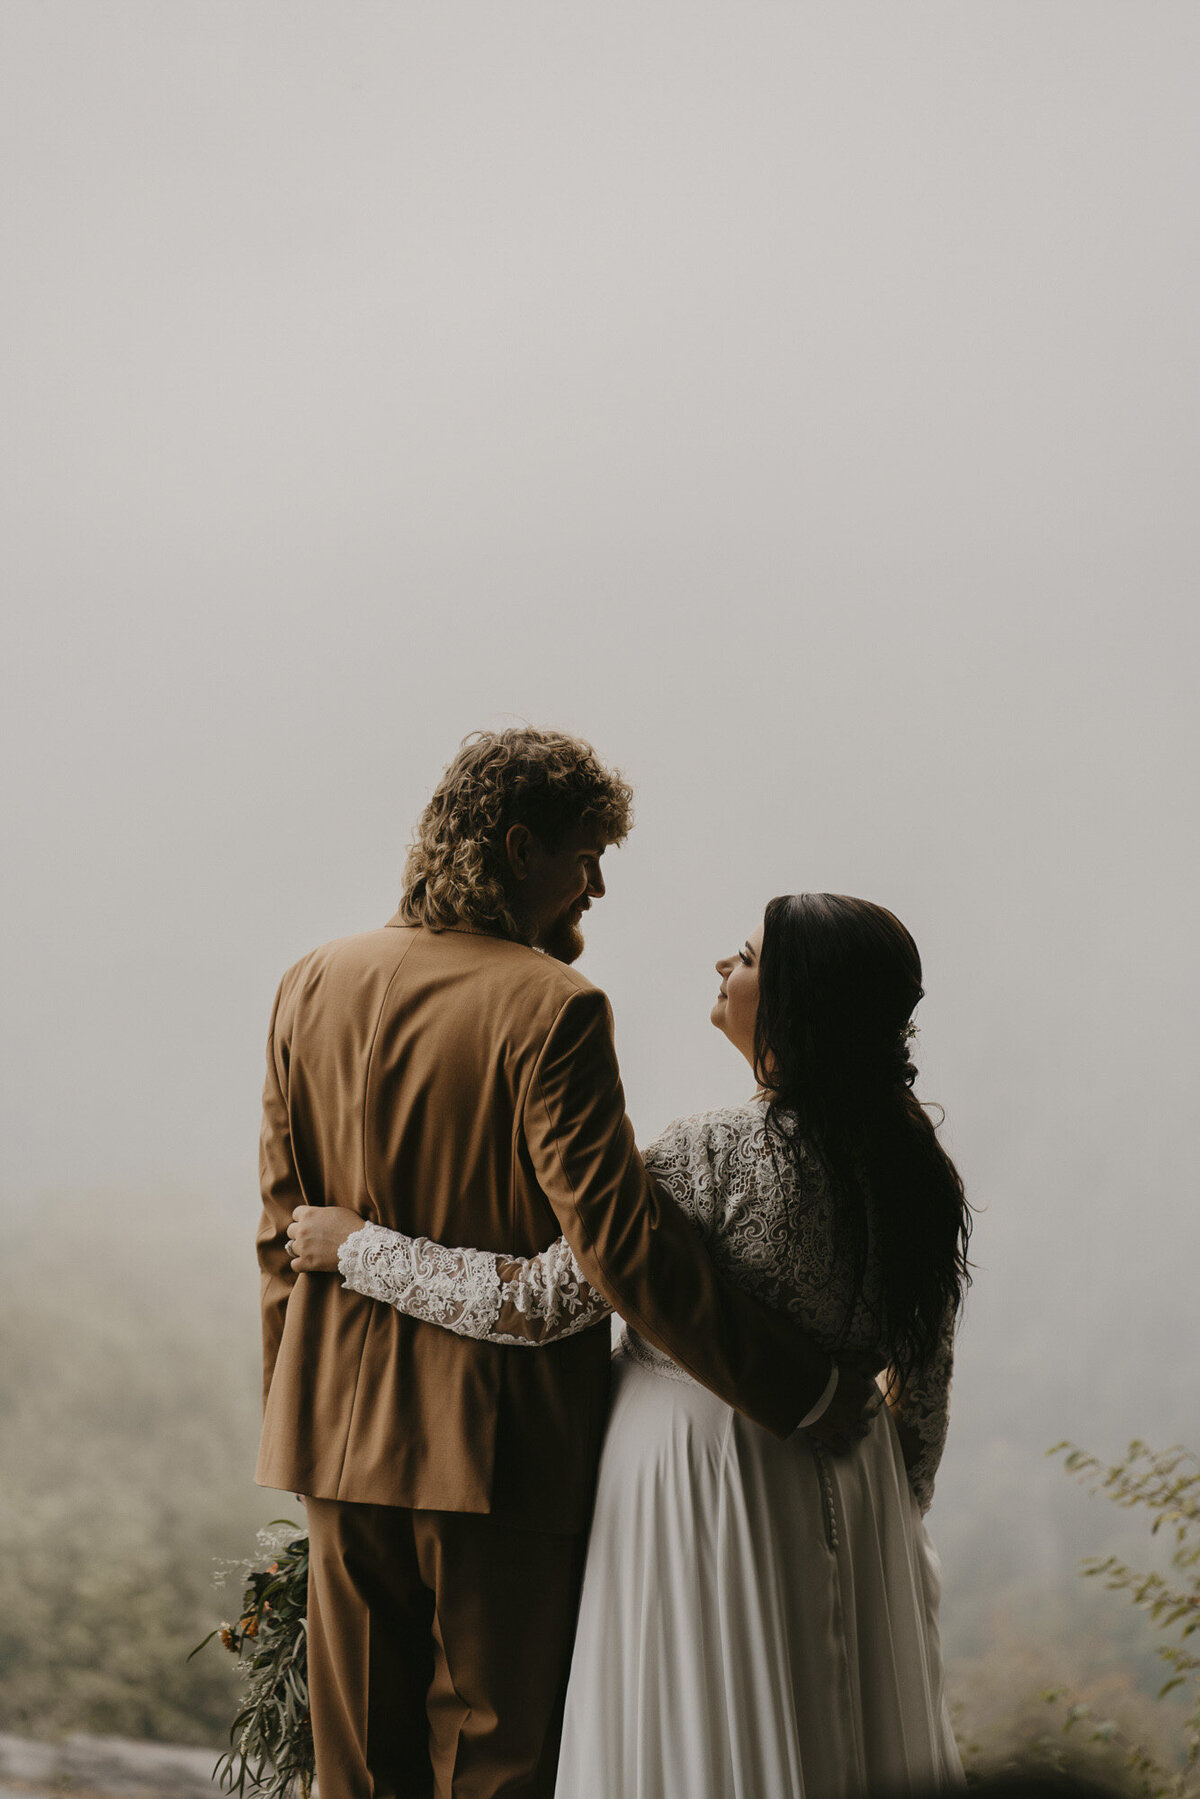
[{"x1": 2, "y1": 0, "x2": 1197, "y2": 1744}]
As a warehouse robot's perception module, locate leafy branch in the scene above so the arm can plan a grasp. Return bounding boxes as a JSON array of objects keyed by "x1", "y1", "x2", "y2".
[
  {"x1": 193, "y1": 1523, "x2": 313, "y2": 1799},
  {"x1": 1044, "y1": 1441, "x2": 1200, "y2": 1799}
]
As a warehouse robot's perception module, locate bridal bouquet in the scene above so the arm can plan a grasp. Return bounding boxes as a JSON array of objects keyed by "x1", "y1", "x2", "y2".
[{"x1": 193, "y1": 1523, "x2": 313, "y2": 1799}]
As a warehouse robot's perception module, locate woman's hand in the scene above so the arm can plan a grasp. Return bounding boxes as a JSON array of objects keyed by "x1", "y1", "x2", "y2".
[{"x1": 286, "y1": 1204, "x2": 367, "y2": 1274}]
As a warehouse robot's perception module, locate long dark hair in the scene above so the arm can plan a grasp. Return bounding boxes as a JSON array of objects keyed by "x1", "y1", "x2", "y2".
[{"x1": 753, "y1": 893, "x2": 971, "y2": 1391}]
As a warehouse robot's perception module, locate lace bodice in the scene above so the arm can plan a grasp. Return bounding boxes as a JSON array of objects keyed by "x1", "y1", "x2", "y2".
[{"x1": 337, "y1": 1101, "x2": 955, "y2": 1511}]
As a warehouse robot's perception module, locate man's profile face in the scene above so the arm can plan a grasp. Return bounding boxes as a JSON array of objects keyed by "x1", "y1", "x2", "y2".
[{"x1": 506, "y1": 820, "x2": 608, "y2": 964}]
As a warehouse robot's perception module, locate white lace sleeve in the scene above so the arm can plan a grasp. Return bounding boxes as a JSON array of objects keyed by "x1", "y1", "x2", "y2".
[
  {"x1": 889, "y1": 1306, "x2": 956, "y2": 1514},
  {"x1": 640, "y1": 1116, "x2": 722, "y2": 1236},
  {"x1": 337, "y1": 1221, "x2": 612, "y2": 1347}
]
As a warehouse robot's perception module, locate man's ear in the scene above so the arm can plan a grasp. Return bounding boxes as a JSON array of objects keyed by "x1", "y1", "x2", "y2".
[{"x1": 504, "y1": 822, "x2": 533, "y2": 882}]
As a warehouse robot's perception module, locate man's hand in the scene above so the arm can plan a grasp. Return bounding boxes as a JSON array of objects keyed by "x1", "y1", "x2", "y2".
[
  {"x1": 802, "y1": 1362, "x2": 885, "y2": 1455},
  {"x1": 285, "y1": 1204, "x2": 367, "y2": 1273}
]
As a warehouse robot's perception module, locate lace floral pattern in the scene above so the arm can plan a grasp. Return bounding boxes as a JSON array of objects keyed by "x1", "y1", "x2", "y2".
[
  {"x1": 887, "y1": 1307, "x2": 956, "y2": 1514},
  {"x1": 488, "y1": 1234, "x2": 613, "y2": 1345},
  {"x1": 339, "y1": 1223, "x2": 501, "y2": 1337},
  {"x1": 337, "y1": 1101, "x2": 955, "y2": 1510},
  {"x1": 338, "y1": 1221, "x2": 611, "y2": 1347}
]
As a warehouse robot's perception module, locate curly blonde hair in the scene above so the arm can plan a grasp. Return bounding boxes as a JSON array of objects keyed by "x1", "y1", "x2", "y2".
[{"x1": 399, "y1": 728, "x2": 634, "y2": 938}]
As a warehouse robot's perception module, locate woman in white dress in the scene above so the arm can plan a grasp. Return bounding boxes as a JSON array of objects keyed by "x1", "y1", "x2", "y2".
[{"x1": 290, "y1": 892, "x2": 972, "y2": 1799}]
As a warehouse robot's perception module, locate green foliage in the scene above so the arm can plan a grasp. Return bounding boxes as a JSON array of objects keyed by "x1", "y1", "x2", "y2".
[
  {"x1": 194, "y1": 1526, "x2": 313, "y2": 1799},
  {"x1": 948, "y1": 1629, "x2": 1183, "y2": 1789},
  {"x1": 1041, "y1": 1439, "x2": 1200, "y2": 1799}
]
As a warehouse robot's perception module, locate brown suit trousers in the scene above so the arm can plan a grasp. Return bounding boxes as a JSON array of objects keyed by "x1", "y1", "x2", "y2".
[
  {"x1": 306, "y1": 1499, "x2": 586, "y2": 1799},
  {"x1": 256, "y1": 921, "x2": 833, "y2": 1797}
]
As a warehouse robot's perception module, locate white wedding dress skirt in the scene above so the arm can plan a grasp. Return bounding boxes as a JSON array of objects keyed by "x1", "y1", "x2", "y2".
[{"x1": 553, "y1": 1339, "x2": 963, "y2": 1799}]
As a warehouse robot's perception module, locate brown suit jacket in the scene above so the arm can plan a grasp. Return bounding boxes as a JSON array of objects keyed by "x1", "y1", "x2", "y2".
[{"x1": 256, "y1": 919, "x2": 832, "y2": 1532}]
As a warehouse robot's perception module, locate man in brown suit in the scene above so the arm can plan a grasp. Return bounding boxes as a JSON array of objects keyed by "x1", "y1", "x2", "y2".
[{"x1": 257, "y1": 728, "x2": 874, "y2": 1799}]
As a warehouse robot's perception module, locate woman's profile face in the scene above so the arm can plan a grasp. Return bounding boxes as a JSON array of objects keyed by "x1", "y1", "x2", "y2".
[{"x1": 711, "y1": 923, "x2": 764, "y2": 1067}]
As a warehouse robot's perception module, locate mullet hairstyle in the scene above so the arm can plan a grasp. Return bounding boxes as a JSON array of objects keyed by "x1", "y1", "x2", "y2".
[
  {"x1": 754, "y1": 892, "x2": 972, "y2": 1393},
  {"x1": 399, "y1": 727, "x2": 634, "y2": 941}
]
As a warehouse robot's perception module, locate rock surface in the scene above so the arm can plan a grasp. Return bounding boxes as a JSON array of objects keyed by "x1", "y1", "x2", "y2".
[{"x1": 0, "y1": 1734, "x2": 227, "y2": 1799}]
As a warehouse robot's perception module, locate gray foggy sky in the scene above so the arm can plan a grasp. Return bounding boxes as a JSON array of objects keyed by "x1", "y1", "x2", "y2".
[{"x1": 3, "y1": 1, "x2": 1198, "y2": 1521}]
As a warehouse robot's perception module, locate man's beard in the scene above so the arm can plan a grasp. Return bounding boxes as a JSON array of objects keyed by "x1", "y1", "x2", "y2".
[{"x1": 540, "y1": 913, "x2": 585, "y2": 965}]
